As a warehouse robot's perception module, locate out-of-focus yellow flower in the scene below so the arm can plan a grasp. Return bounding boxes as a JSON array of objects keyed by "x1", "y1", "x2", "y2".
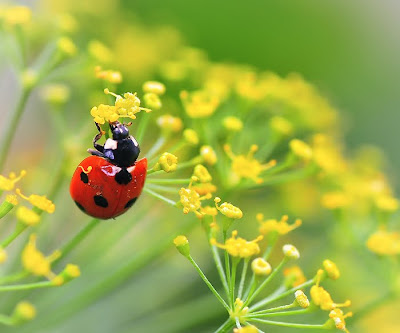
[
  {"x1": 180, "y1": 90, "x2": 219, "y2": 118},
  {"x1": 192, "y1": 183, "x2": 217, "y2": 196},
  {"x1": 143, "y1": 81, "x2": 166, "y2": 95},
  {"x1": 367, "y1": 230, "x2": 400, "y2": 255},
  {"x1": 95, "y1": 66, "x2": 122, "y2": 84},
  {"x1": 157, "y1": 115, "x2": 183, "y2": 133},
  {"x1": 375, "y1": 195, "x2": 399, "y2": 212},
  {"x1": 88, "y1": 40, "x2": 114, "y2": 64},
  {"x1": 58, "y1": 13, "x2": 78, "y2": 33},
  {"x1": 269, "y1": 116, "x2": 293, "y2": 136},
  {"x1": 258, "y1": 214, "x2": 302, "y2": 235},
  {"x1": 16, "y1": 189, "x2": 55, "y2": 214},
  {"x1": 284, "y1": 266, "x2": 307, "y2": 288},
  {"x1": 0, "y1": 170, "x2": 26, "y2": 192},
  {"x1": 21, "y1": 69, "x2": 38, "y2": 89},
  {"x1": 183, "y1": 129, "x2": 199, "y2": 145},
  {"x1": 323, "y1": 259, "x2": 340, "y2": 280},
  {"x1": 41, "y1": 84, "x2": 70, "y2": 106},
  {"x1": 251, "y1": 257, "x2": 271, "y2": 276},
  {"x1": 235, "y1": 71, "x2": 269, "y2": 101},
  {"x1": 22, "y1": 234, "x2": 57, "y2": 279},
  {"x1": 16, "y1": 206, "x2": 40, "y2": 226},
  {"x1": 0, "y1": 247, "x2": 7, "y2": 264},
  {"x1": 289, "y1": 139, "x2": 313, "y2": 161},
  {"x1": 200, "y1": 146, "x2": 217, "y2": 165},
  {"x1": 52, "y1": 264, "x2": 81, "y2": 286},
  {"x1": 321, "y1": 192, "x2": 351, "y2": 210},
  {"x1": 312, "y1": 134, "x2": 347, "y2": 174},
  {"x1": 12, "y1": 301, "x2": 36, "y2": 323},
  {"x1": 214, "y1": 197, "x2": 243, "y2": 219},
  {"x1": 57, "y1": 37, "x2": 77, "y2": 57},
  {"x1": 224, "y1": 144, "x2": 276, "y2": 184},
  {"x1": 211, "y1": 230, "x2": 262, "y2": 258},
  {"x1": 143, "y1": 93, "x2": 162, "y2": 110},
  {"x1": 223, "y1": 116, "x2": 243, "y2": 132},
  {"x1": 2, "y1": 6, "x2": 31, "y2": 27}
]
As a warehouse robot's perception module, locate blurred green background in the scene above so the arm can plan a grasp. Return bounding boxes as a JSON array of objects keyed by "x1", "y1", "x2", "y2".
[{"x1": 127, "y1": 0, "x2": 400, "y2": 184}]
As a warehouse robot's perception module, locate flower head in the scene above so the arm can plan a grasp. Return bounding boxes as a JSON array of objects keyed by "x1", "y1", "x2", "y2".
[
  {"x1": 95, "y1": 66, "x2": 123, "y2": 84},
  {"x1": 223, "y1": 116, "x2": 243, "y2": 132},
  {"x1": 269, "y1": 116, "x2": 293, "y2": 136},
  {"x1": 16, "y1": 206, "x2": 40, "y2": 226},
  {"x1": 2, "y1": 6, "x2": 31, "y2": 28},
  {"x1": 179, "y1": 178, "x2": 212, "y2": 218},
  {"x1": 143, "y1": 81, "x2": 166, "y2": 95},
  {"x1": 180, "y1": 90, "x2": 219, "y2": 118},
  {"x1": 323, "y1": 259, "x2": 340, "y2": 280},
  {"x1": 57, "y1": 37, "x2": 77, "y2": 57},
  {"x1": 0, "y1": 170, "x2": 26, "y2": 192},
  {"x1": 289, "y1": 139, "x2": 313, "y2": 161},
  {"x1": 16, "y1": 189, "x2": 55, "y2": 213},
  {"x1": 251, "y1": 257, "x2": 272, "y2": 276},
  {"x1": 52, "y1": 264, "x2": 81, "y2": 286},
  {"x1": 153, "y1": 153, "x2": 178, "y2": 173},
  {"x1": 283, "y1": 244, "x2": 300, "y2": 259},
  {"x1": 157, "y1": 115, "x2": 183, "y2": 133},
  {"x1": 258, "y1": 214, "x2": 302, "y2": 236},
  {"x1": 183, "y1": 129, "x2": 199, "y2": 145},
  {"x1": 224, "y1": 144, "x2": 276, "y2": 184},
  {"x1": 214, "y1": 197, "x2": 243, "y2": 219},
  {"x1": 283, "y1": 266, "x2": 306, "y2": 288},
  {"x1": 12, "y1": 301, "x2": 36, "y2": 323},
  {"x1": 200, "y1": 146, "x2": 217, "y2": 165},
  {"x1": 329, "y1": 308, "x2": 353, "y2": 333},
  {"x1": 295, "y1": 290, "x2": 310, "y2": 308},
  {"x1": 143, "y1": 93, "x2": 162, "y2": 110},
  {"x1": 233, "y1": 325, "x2": 258, "y2": 333},
  {"x1": 173, "y1": 235, "x2": 190, "y2": 258},
  {"x1": 211, "y1": 230, "x2": 262, "y2": 258},
  {"x1": 366, "y1": 230, "x2": 400, "y2": 255},
  {"x1": 41, "y1": 84, "x2": 70, "y2": 106},
  {"x1": 193, "y1": 165, "x2": 212, "y2": 183}
]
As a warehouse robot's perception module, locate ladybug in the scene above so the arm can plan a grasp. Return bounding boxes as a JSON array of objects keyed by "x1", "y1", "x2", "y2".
[{"x1": 70, "y1": 122, "x2": 147, "y2": 219}]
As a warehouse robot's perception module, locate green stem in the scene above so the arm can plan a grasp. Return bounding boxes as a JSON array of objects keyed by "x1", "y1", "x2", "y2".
[
  {"x1": 143, "y1": 188, "x2": 177, "y2": 206},
  {"x1": 249, "y1": 308, "x2": 310, "y2": 318},
  {"x1": 135, "y1": 113, "x2": 151, "y2": 143},
  {"x1": 0, "y1": 271, "x2": 29, "y2": 285},
  {"x1": 176, "y1": 156, "x2": 203, "y2": 171},
  {"x1": 0, "y1": 280, "x2": 54, "y2": 292},
  {"x1": 0, "y1": 314, "x2": 13, "y2": 326},
  {"x1": 1, "y1": 222, "x2": 27, "y2": 248},
  {"x1": 146, "y1": 137, "x2": 166, "y2": 160},
  {"x1": 237, "y1": 259, "x2": 249, "y2": 300},
  {"x1": 250, "y1": 278, "x2": 315, "y2": 311},
  {"x1": 146, "y1": 178, "x2": 191, "y2": 185},
  {"x1": 250, "y1": 302, "x2": 296, "y2": 315},
  {"x1": 188, "y1": 255, "x2": 230, "y2": 312},
  {"x1": 244, "y1": 258, "x2": 288, "y2": 307},
  {"x1": 211, "y1": 245, "x2": 230, "y2": 299},
  {"x1": 147, "y1": 184, "x2": 180, "y2": 194},
  {"x1": 54, "y1": 218, "x2": 100, "y2": 265},
  {"x1": 249, "y1": 318, "x2": 327, "y2": 329},
  {"x1": 0, "y1": 88, "x2": 31, "y2": 172},
  {"x1": 230, "y1": 258, "x2": 239, "y2": 307},
  {"x1": 214, "y1": 318, "x2": 235, "y2": 333}
]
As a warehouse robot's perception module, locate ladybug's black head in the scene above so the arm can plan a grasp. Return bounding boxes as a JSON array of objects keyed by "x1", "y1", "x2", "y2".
[{"x1": 110, "y1": 122, "x2": 130, "y2": 140}]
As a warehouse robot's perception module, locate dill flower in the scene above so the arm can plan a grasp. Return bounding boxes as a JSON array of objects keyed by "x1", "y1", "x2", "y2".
[
  {"x1": 258, "y1": 214, "x2": 302, "y2": 235},
  {"x1": 321, "y1": 192, "x2": 351, "y2": 210},
  {"x1": 153, "y1": 153, "x2": 178, "y2": 173},
  {"x1": 375, "y1": 195, "x2": 399, "y2": 212},
  {"x1": 143, "y1": 93, "x2": 162, "y2": 110},
  {"x1": 157, "y1": 115, "x2": 183, "y2": 133},
  {"x1": 329, "y1": 308, "x2": 353, "y2": 333},
  {"x1": 143, "y1": 81, "x2": 166, "y2": 95},
  {"x1": 21, "y1": 69, "x2": 38, "y2": 89},
  {"x1": 88, "y1": 40, "x2": 114, "y2": 63},
  {"x1": 193, "y1": 165, "x2": 212, "y2": 183},
  {"x1": 269, "y1": 116, "x2": 293, "y2": 136},
  {"x1": 16, "y1": 206, "x2": 40, "y2": 226},
  {"x1": 12, "y1": 301, "x2": 36, "y2": 323},
  {"x1": 223, "y1": 116, "x2": 243, "y2": 132},
  {"x1": 295, "y1": 290, "x2": 310, "y2": 308},
  {"x1": 179, "y1": 179, "x2": 212, "y2": 218},
  {"x1": 366, "y1": 230, "x2": 400, "y2": 255},
  {"x1": 0, "y1": 170, "x2": 26, "y2": 192},
  {"x1": 57, "y1": 37, "x2": 77, "y2": 57},
  {"x1": 53, "y1": 264, "x2": 81, "y2": 286},
  {"x1": 173, "y1": 235, "x2": 190, "y2": 258},
  {"x1": 323, "y1": 259, "x2": 340, "y2": 280},
  {"x1": 0, "y1": 247, "x2": 7, "y2": 264},
  {"x1": 211, "y1": 230, "x2": 262, "y2": 258},
  {"x1": 16, "y1": 189, "x2": 55, "y2": 214},
  {"x1": 289, "y1": 139, "x2": 313, "y2": 161},
  {"x1": 282, "y1": 244, "x2": 300, "y2": 259},
  {"x1": 41, "y1": 84, "x2": 70, "y2": 106},
  {"x1": 214, "y1": 197, "x2": 243, "y2": 219},
  {"x1": 234, "y1": 325, "x2": 258, "y2": 333},
  {"x1": 180, "y1": 90, "x2": 220, "y2": 118},
  {"x1": 95, "y1": 66, "x2": 123, "y2": 84},
  {"x1": 283, "y1": 266, "x2": 307, "y2": 288},
  {"x1": 200, "y1": 145, "x2": 217, "y2": 165},
  {"x1": 251, "y1": 257, "x2": 271, "y2": 276},
  {"x1": 224, "y1": 144, "x2": 276, "y2": 184},
  {"x1": 2, "y1": 5, "x2": 31, "y2": 28},
  {"x1": 183, "y1": 129, "x2": 199, "y2": 145}
]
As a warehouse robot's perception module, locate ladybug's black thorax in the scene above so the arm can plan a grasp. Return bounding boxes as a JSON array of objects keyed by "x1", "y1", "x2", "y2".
[{"x1": 104, "y1": 136, "x2": 140, "y2": 167}]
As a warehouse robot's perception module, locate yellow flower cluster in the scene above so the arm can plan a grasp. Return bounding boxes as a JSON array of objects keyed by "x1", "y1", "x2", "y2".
[
  {"x1": 90, "y1": 89, "x2": 151, "y2": 124},
  {"x1": 258, "y1": 214, "x2": 302, "y2": 235},
  {"x1": 366, "y1": 229, "x2": 400, "y2": 255},
  {"x1": 95, "y1": 66, "x2": 122, "y2": 84},
  {"x1": 211, "y1": 230, "x2": 262, "y2": 258},
  {"x1": 180, "y1": 90, "x2": 220, "y2": 118}
]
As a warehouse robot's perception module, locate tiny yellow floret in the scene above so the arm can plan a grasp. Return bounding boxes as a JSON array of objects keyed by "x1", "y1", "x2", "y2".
[
  {"x1": 57, "y1": 37, "x2": 77, "y2": 57},
  {"x1": 13, "y1": 301, "x2": 36, "y2": 322},
  {"x1": 214, "y1": 197, "x2": 243, "y2": 219},
  {"x1": 233, "y1": 325, "x2": 258, "y2": 333},
  {"x1": 154, "y1": 153, "x2": 178, "y2": 173},
  {"x1": 180, "y1": 90, "x2": 219, "y2": 118},
  {"x1": 251, "y1": 257, "x2": 272, "y2": 276},
  {"x1": 22, "y1": 234, "x2": 54, "y2": 278},
  {"x1": 157, "y1": 115, "x2": 183, "y2": 132},
  {"x1": 290, "y1": 139, "x2": 313, "y2": 161},
  {"x1": 0, "y1": 170, "x2": 26, "y2": 191},
  {"x1": 173, "y1": 235, "x2": 190, "y2": 257},
  {"x1": 366, "y1": 229, "x2": 400, "y2": 255},
  {"x1": 16, "y1": 189, "x2": 55, "y2": 214},
  {"x1": 16, "y1": 206, "x2": 40, "y2": 226},
  {"x1": 323, "y1": 259, "x2": 340, "y2": 280},
  {"x1": 3, "y1": 6, "x2": 31, "y2": 27},
  {"x1": 211, "y1": 230, "x2": 262, "y2": 258},
  {"x1": 258, "y1": 214, "x2": 302, "y2": 235},
  {"x1": 283, "y1": 244, "x2": 300, "y2": 259},
  {"x1": 143, "y1": 81, "x2": 166, "y2": 95},
  {"x1": 193, "y1": 165, "x2": 212, "y2": 183},
  {"x1": 295, "y1": 290, "x2": 310, "y2": 308},
  {"x1": 200, "y1": 146, "x2": 217, "y2": 165},
  {"x1": 0, "y1": 247, "x2": 7, "y2": 264},
  {"x1": 223, "y1": 116, "x2": 243, "y2": 132},
  {"x1": 183, "y1": 129, "x2": 199, "y2": 145},
  {"x1": 41, "y1": 84, "x2": 70, "y2": 105}
]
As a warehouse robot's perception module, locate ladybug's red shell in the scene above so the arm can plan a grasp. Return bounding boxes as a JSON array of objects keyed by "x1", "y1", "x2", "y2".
[{"x1": 70, "y1": 156, "x2": 147, "y2": 219}]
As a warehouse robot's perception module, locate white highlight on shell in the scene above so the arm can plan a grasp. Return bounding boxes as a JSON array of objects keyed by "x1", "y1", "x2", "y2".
[
  {"x1": 130, "y1": 135, "x2": 138, "y2": 147},
  {"x1": 104, "y1": 139, "x2": 118, "y2": 150}
]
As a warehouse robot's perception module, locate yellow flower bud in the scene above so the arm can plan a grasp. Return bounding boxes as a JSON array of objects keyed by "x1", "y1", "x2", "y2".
[
  {"x1": 21, "y1": 69, "x2": 38, "y2": 89},
  {"x1": 41, "y1": 84, "x2": 70, "y2": 106},
  {"x1": 53, "y1": 264, "x2": 81, "y2": 286},
  {"x1": 16, "y1": 206, "x2": 40, "y2": 226},
  {"x1": 0, "y1": 247, "x2": 7, "y2": 264},
  {"x1": 154, "y1": 153, "x2": 178, "y2": 173},
  {"x1": 223, "y1": 116, "x2": 243, "y2": 132},
  {"x1": 295, "y1": 290, "x2": 310, "y2": 308},
  {"x1": 57, "y1": 37, "x2": 77, "y2": 57},
  {"x1": 234, "y1": 326, "x2": 258, "y2": 333},
  {"x1": 12, "y1": 301, "x2": 36, "y2": 323},
  {"x1": 183, "y1": 129, "x2": 199, "y2": 145},
  {"x1": 193, "y1": 165, "x2": 212, "y2": 183},
  {"x1": 251, "y1": 258, "x2": 272, "y2": 276},
  {"x1": 200, "y1": 145, "x2": 217, "y2": 165},
  {"x1": 283, "y1": 244, "x2": 300, "y2": 259},
  {"x1": 157, "y1": 115, "x2": 183, "y2": 133},
  {"x1": 173, "y1": 235, "x2": 190, "y2": 257},
  {"x1": 143, "y1": 81, "x2": 166, "y2": 95},
  {"x1": 289, "y1": 139, "x2": 313, "y2": 161},
  {"x1": 270, "y1": 116, "x2": 293, "y2": 136},
  {"x1": 143, "y1": 93, "x2": 162, "y2": 110},
  {"x1": 323, "y1": 259, "x2": 340, "y2": 280},
  {"x1": 3, "y1": 6, "x2": 31, "y2": 27},
  {"x1": 214, "y1": 197, "x2": 243, "y2": 219}
]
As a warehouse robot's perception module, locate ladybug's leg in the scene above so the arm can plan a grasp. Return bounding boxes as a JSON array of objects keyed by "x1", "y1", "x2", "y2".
[
  {"x1": 93, "y1": 123, "x2": 104, "y2": 153},
  {"x1": 87, "y1": 148, "x2": 105, "y2": 157}
]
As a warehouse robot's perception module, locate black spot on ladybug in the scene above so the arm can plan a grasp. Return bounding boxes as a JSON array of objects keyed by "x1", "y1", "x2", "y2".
[
  {"x1": 94, "y1": 195, "x2": 108, "y2": 208},
  {"x1": 74, "y1": 201, "x2": 86, "y2": 212},
  {"x1": 115, "y1": 168, "x2": 132, "y2": 185},
  {"x1": 124, "y1": 197, "x2": 137, "y2": 209},
  {"x1": 80, "y1": 172, "x2": 89, "y2": 184}
]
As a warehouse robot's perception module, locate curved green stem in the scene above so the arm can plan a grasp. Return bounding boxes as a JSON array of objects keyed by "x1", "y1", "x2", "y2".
[
  {"x1": 250, "y1": 318, "x2": 327, "y2": 329},
  {"x1": 0, "y1": 280, "x2": 54, "y2": 292}
]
